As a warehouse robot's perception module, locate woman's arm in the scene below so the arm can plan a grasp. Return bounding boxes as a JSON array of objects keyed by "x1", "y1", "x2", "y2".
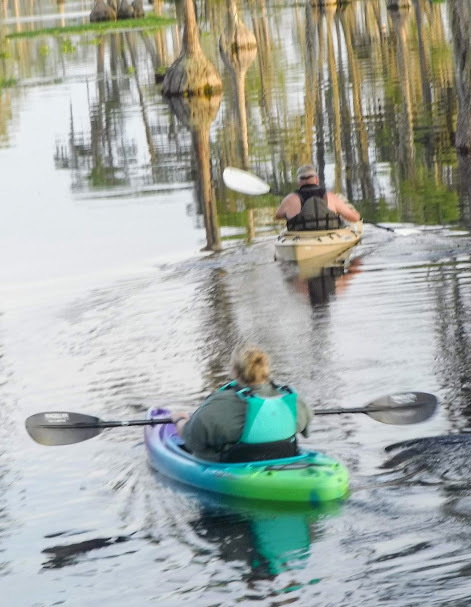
[
  {"x1": 296, "y1": 396, "x2": 313, "y2": 438},
  {"x1": 170, "y1": 411, "x2": 190, "y2": 436}
]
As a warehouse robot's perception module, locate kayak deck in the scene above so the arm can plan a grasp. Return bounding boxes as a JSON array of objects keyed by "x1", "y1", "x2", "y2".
[
  {"x1": 275, "y1": 221, "x2": 363, "y2": 262},
  {"x1": 144, "y1": 408, "x2": 349, "y2": 503}
]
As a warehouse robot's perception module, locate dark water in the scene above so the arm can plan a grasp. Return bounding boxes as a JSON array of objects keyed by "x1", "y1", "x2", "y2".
[{"x1": 3, "y1": 0, "x2": 471, "y2": 605}]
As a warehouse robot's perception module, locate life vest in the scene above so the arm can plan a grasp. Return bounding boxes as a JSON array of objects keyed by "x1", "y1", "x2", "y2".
[
  {"x1": 286, "y1": 184, "x2": 344, "y2": 231},
  {"x1": 219, "y1": 381, "x2": 299, "y2": 463}
]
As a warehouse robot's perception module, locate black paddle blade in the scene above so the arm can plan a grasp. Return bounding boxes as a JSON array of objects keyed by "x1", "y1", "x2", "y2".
[
  {"x1": 25, "y1": 412, "x2": 103, "y2": 446},
  {"x1": 365, "y1": 392, "x2": 438, "y2": 425}
]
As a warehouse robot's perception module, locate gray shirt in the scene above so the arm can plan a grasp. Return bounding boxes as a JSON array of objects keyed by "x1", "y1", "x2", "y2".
[{"x1": 182, "y1": 382, "x2": 313, "y2": 462}]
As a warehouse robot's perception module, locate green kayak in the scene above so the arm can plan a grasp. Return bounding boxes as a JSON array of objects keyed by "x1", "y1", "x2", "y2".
[{"x1": 144, "y1": 407, "x2": 349, "y2": 503}]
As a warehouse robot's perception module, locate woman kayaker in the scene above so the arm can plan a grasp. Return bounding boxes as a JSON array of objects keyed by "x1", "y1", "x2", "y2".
[
  {"x1": 170, "y1": 345, "x2": 313, "y2": 462},
  {"x1": 275, "y1": 165, "x2": 360, "y2": 230}
]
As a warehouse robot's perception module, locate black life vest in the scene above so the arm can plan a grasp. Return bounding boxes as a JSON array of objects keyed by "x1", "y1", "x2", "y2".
[{"x1": 286, "y1": 185, "x2": 344, "y2": 231}]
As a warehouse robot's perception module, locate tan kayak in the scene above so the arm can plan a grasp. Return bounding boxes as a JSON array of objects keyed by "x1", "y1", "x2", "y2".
[{"x1": 274, "y1": 220, "x2": 363, "y2": 262}]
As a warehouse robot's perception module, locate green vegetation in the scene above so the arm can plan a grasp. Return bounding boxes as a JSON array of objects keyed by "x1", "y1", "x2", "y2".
[
  {"x1": 6, "y1": 15, "x2": 174, "y2": 40},
  {"x1": 61, "y1": 39, "x2": 76, "y2": 54},
  {"x1": 88, "y1": 163, "x2": 125, "y2": 188},
  {"x1": 0, "y1": 77, "x2": 17, "y2": 88},
  {"x1": 401, "y1": 175, "x2": 459, "y2": 225}
]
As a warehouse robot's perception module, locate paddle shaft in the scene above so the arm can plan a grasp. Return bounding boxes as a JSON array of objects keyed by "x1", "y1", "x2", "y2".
[
  {"x1": 34, "y1": 409, "x2": 384, "y2": 429},
  {"x1": 316, "y1": 406, "x2": 406, "y2": 415},
  {"x1": 369, "y1": 223, "x2": 395, "y2": 233},
  {"x1": 34, "y1": 418, "x2": 173, "y2": 430}
]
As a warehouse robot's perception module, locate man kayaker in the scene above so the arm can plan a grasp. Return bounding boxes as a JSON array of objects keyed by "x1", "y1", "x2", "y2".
[
  {"x1": 275, "y1": 165, "x2": 361, "y2": 230},
  {"x1": 170, "y1": 345, "x2": 312, "y2": 462}
]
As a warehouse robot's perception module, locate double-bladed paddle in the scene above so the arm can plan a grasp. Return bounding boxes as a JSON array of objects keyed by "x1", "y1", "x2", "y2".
[{"x1": 25, "y1": 391, "x2": 438, "y2": 446}]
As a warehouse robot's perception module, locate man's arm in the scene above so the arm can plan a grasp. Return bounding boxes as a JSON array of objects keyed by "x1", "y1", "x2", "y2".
[
  {"x1": 326, "y1": 192, "x2": 361, "y2": 223},
  {"x1": 275, "y1": 193, "x2": 301, "y2": 220}
]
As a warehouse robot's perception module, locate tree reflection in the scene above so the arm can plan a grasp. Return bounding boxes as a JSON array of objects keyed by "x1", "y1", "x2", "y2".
[
  {"x1": 167, "y1": 93, "x2": 222, "y2": 251},
  {"x1": 53, "y1": 31, "x2": 194, "y2": 193},
  {"x1": 219, "y1": 0, "x2": 257, "y2": 171},
  {"x1": 449, "y1": 1, "x2": 471, "y2": 227},
  {"x1": 2, "y1": 0, "x2": 466, "y2": 229},
  {"x1": 430, "y1": 259, "x2": 471, "y2": 431}
]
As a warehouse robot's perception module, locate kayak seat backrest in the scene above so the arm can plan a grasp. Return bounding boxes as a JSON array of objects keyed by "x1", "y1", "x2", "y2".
[{"x1": 220, "y1": 436, "x2": 299, "y2": 463}]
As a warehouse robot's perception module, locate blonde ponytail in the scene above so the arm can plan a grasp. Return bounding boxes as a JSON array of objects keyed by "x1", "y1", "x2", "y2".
[{"x1": 230, "y1": 345, "x2": 270, "y2": 386}]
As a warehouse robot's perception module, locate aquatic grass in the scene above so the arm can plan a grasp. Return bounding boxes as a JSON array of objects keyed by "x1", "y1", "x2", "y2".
[
  {"x1": 61, "y1": 39, "x2": 76, "y2": 54},
  {"x1": 6, "y1": 15, "x2": 174, "y2": 40},
  {"x1": 0, "y1": 77, "x2": 17, "y2": 88}
]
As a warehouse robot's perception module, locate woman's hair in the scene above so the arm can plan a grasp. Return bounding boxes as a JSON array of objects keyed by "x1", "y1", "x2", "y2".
[{"x1": 230, "y1": 345, "x2": 270, "y2": 385}]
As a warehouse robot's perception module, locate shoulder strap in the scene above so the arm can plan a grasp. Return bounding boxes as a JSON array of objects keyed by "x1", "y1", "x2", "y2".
[{"x1": 296, "y1": 185, "x2": 326, "y2": 207}]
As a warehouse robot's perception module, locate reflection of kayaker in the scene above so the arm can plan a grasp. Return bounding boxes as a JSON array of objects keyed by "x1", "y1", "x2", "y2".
[
  {"x1": 169, "y1": 345, "x2": 312, "y2": 462},
  {"x1": 190, "y1": 498, "x2": 342, "y2": 580},
  {"x1": 192, "y1": 511, "x2": 308, "y2": 580},
  {"x1": 291, "y1": 257, "x2": 363, "y2": 306}
]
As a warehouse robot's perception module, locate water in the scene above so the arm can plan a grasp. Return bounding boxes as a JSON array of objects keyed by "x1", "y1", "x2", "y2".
[{"x1": 2, "y1": 0, "x2": 471, "y2": 605}]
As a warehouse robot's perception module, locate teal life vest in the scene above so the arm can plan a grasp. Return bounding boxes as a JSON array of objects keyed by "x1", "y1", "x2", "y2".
[{"x1": 219, "y1": 381, "x2": 299, "y2": 462}]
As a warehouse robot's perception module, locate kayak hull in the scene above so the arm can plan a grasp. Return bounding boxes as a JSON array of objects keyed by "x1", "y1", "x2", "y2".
[
  {"x1": 144, "y1": 408, "x2": 349, "y2": 504},
  {"x1": 275, "y1": 221, "x2": 363, "y2": 262}
]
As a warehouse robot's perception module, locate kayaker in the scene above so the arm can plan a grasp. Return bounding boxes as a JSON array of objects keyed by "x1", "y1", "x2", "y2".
[
  {"x1": 275, "y1": 165, "x2": 361, "y2": 230},
  {"x1": 170, "y1": 345, "x2": 313, "y2": 462}
]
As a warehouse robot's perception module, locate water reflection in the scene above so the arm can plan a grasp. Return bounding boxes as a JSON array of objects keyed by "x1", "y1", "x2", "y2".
[
  {"x1": 196, "y1": 266, "x2": 239, "y2": 389},
  {"x1": 187, "y1": 493, "x2": 342, "y2": 582},
  {"x1": 167, "y1": 93, "x2": 222, "y2": 250},
  {"x1": 280, "y1": 254, "x2": 362, "y2": 308},
  {"x1": 219, "y1": 0, "x2": 257, "y2": 171},
  {"x1": 6, "y1": 0, "x2": 470, "y2": 239},
  {"x1": 53, "y1": 32, "x2": 195, "y2": 195},
  {"x1": 41, "y1": 534, "x2": 133, "y2": 569},
  {"x1": 382, "y1": 434, "x2": 471, "y2": 488}
]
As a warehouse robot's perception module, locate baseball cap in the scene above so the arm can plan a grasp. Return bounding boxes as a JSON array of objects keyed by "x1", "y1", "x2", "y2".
[{"x1": 296, "y1": 165, "x2": 318, "y2": 180}]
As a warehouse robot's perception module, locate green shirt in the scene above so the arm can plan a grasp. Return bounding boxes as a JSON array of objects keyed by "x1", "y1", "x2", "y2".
[{"x1": 182, "y1": 382, "x2": 313, "y2": 462}]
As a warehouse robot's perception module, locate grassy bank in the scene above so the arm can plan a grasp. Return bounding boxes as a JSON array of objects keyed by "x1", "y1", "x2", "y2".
[{"x1": 6, "y1": 15, "x2": 174, "y2": 39}]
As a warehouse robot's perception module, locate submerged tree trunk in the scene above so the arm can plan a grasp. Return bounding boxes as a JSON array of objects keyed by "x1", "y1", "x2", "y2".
[
  {"x1": 325, "y1": 6, "x2": 342, "y2": 191},
  {"x1": 386, "y1": 0, "x2": 411, "y2": 9},
  {"x1": 167, "y1": 94, "x2": 223, "y2": 250},
  {"x1": 310, "y1": 0, "x2": 351, "y2": 6},
  {"x1": 162, "y1": 0, "x2": 222, "y2": 96},
  {"x1": 449, "y1": 2, "x2": 471, "y2": 224},
  {"x1": 219, "y1": 0, "x2": 257, "y2": 169},
  {"x1": 449, "y1": 2, "x2": 471, "y2": 153},
  {"x1": 90, "y1": 0, "x2": 116, "y2": 22},
  {"x1": 117, "y1": 0, "x2": 134, "y2": 19},
  {"x1": 389, "y1": 6, "x2": 415, "y2": 183}
]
